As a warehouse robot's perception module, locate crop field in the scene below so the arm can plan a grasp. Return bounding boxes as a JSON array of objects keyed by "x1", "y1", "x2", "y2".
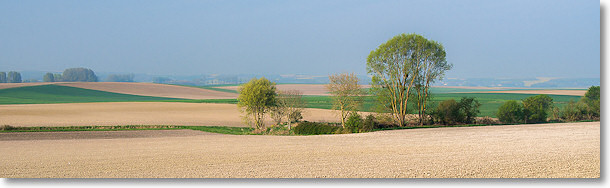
[
  {"x1": 0, "y1": 121, "x2": 599, "y2": 178},
  {"x1": 0, "y1": 84, "x2": 177, "y2": 104}
]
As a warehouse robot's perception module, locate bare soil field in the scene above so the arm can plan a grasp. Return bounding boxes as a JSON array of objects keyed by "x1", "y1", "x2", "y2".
[
  {"x1": 57, "y1": 82, "x2": 238, "y2": 99},
  {"x1": 0, "y1": 82, "x2": 52, "y2": 89},
  {"x1": 216, "y1": 84, "x2": 371, "y2": 96},
  {"x1": 0, "y1": 122, "x2": 599, "y2": 178},
  {"x1": 469, "y1": 89, "x2": 586, "y2": 96},
  {"x1": 0, "y1": 102, "x2": 354, "y2": 127}
]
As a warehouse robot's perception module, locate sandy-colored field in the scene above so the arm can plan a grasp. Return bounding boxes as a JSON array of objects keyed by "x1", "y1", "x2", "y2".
[
  {"x1": 57, "y1": 82, "x2": 238, "y2": 99},
  {"x1": 468, "y1": 89, "x2": 586, "y2": 96},
  {"x1": 0, "y1": 82, "x2": 52, "y2": 89},
  {"x1": 0, "y1": 122, "x2": 599, "y2": 178},
  {"x1": 0, "y1": 102, "x2": 353, "y2": 127},
  {"x1": 216, "y1": 84, "x2": 371, "y2": 96}
]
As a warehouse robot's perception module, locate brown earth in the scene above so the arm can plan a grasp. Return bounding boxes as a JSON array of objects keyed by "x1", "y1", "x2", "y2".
[
  {"x1": 0, "y1": 122, "x2": 599, "y2": 178},
  {"x1": 0, "y1": 82, "x2": 52, "y2": 89},
  {"x1": 57, "y1": 82, "x2": 238, "y2": 99},
  {"x1": 0, "y1": 102, "x2": 356, "y2": 127},
  {"x1": 216, "y1": 84, "x2": 371, "y2": 96}
]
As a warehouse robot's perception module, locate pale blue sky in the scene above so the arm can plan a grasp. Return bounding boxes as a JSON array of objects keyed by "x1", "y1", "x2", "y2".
[{"x1": 0, "y1": 0, "x2": 600, "y2": 78}]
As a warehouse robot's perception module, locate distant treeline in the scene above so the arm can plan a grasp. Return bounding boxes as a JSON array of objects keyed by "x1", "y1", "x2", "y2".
[
  {"x1": 0, "y1": 71, "x2": 22, "y2": 83},
  {"x1": 43, "y1": 68, "x2": 98, "y2": 82}
]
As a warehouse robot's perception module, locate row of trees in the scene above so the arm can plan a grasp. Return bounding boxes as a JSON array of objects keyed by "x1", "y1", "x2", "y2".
[
  {"x1": 43, "y1": 68, "x2": 98, "y2": 82},
  {"x1": 497, "y1": 86, "x2": 600, "y2": 124},
  {"x1": 0, "y1": 71, "x2": 22, "y2": 83}
]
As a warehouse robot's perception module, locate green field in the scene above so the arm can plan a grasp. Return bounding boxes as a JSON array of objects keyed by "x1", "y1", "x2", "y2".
[
  {"x1": 0, "y1": 84, "x2": 583, "y2": 118},
  {"x1": 0, "y1": 85, "x2": 178, "y2": 105}
]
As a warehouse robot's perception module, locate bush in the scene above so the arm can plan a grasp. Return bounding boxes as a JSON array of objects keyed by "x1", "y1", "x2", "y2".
[
  {"x1": 293, "y1": 122, "x2": 339, "y2": 135},
  {"x1": 561, "y1": 100, "x2": 590, "y2": 121},
  {"x1": 459, "y1": 97, "x2": 481, "y2": 124},
  {"x1": 345, "y1": 112, "x2": 363, "y2": 133},
  {"x1": 432, "y1": 99, "x2": 463, "y2": 125},
  {"x1": 522, "y1": 95, "x2": 553, "y2": 123},
  {"x1": 361, "y1": 114, "x2": 376, "y2": 132},
  {"x1": 497, "y1": 100, "x2": 524, "y2": 124}
]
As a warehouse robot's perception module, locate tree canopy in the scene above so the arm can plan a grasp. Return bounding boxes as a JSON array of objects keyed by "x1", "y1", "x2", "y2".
[
  {"x1": 62, "y1": 68, "x2": 97, "y2": 82},
  {"x1": 237, "y1": 77, "x2": 277, "y2": 129},
  {"x1": 367, "y1": 33, "x2": 451, "y2": 126}
]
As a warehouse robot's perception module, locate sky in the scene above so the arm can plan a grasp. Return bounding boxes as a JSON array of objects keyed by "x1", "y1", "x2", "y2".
[{"x1": 0, "y1": 0, "x2": 600, "y2": 79}]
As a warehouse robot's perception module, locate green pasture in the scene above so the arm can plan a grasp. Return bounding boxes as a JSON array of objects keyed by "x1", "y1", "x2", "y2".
[{"x1": 0, "y1": 85, "x2": 178, "y2": 105}]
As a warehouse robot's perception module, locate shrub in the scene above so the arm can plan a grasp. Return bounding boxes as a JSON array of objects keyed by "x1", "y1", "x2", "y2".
[
  {"x1": 458, "y1": 97, "x2": 481, "y2": 124},
  {"x1": 522, "y1": 94, "x2": 553, "y2": 123},
  {"x1": 561, "y1": 100, "x2": 590, "y2": 121},
  {"x1": 345, "y1": 112, "x2": 363, "y2": 133},
  {"x1": 432, "y1": 99, "x2": 463, "y2": 125},
  {"x1": 293, "y1": 122, "x2": 339, "y2": 135},
  {"x1": 497, "y1": 100, "x2": 524, "y2": 124},
  {"x1": 361, "y1": 114, "x2": 376, "y2": 132}
]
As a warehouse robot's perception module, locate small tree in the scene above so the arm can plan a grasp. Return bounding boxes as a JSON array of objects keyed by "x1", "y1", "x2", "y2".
[
  {"x1": 237, "y1": 77, "x2": 277, "y2": 130},
  {"x1": 458, "y1": 97, "x2": 481, "y2": 124},
  {"x1": 522, "y1": 94, "x2": 553, "y2": 123},
  {"x1": 0, "y1": 72, "x2": 6, "y2": 83},
  {"x1": 327, "y1": 73, "x2": 363, "y2": 128},
  {"x1": 106, "y1": 74, "x2": 135, "y2": 82},
  {"x1": 43, "y1": 73, "x2": 55, "y2": 82},
  {"x1": 582, "y1": 86, "x2": 600, "y2": 118},
  {"x1": 497, "y1": 100, "x2": 525, "y2": 124},
  {"x1": 345, "y1": 112, "x2": 363, "y2": 133}
]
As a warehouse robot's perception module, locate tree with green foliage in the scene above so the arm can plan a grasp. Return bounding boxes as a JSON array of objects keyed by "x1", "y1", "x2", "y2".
[
  {"x1": 432, "y1": 99, "x2": 462, "y2": 125},
  {"x1": 561, "y1": 100, "x2": 590, "y2": 121},
  {"x1": 367, "y1": 33, "x2": 450, "y2": 127},
  {"x1": 413, "y1": 41, "x2": 452, "y2": 126},
  {"x1": 7, "y1": 71, "x2": 21, "y2": 83},
  {"x1": 459, "y1": 97, "x2": 481, "y2": 124},
  {"x1": 582, "y1": 86, "x2": 600, "y2": 118},
  {"x1": 345, "y1": 112, "x2": 363, "y2": 133},
  {"x1": 62, "y1": 68, "x2": 97, "y2": 82},
  {"x1": 497, "y1": 100, "x2": 525, "y2": 124},
  {"x1": 0, "y1": 72, "x2": 6, "y2": 83},
  {"x1": 53, "y1": 73, "x2": 63, "y2": 82},
  {"x1": 327, "y1": 72, "x2": 363, "y2": 128},
  {"x1": 43, "y1": 73, "x2": 55, "y2": 82},
  {"x1": 237, "y1": 77, "x2": 277, "y2": 130},
  {"x1": 522, "y1": 94, "x2": 553, "y2": 123}
]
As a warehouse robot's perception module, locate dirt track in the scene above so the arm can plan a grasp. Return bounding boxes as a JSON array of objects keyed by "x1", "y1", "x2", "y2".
[
  {"x1": 0, "y1": 122, "x2": 599, "y2": 178},
  {"x1": 0, "y1": 102, "x2": 353, "y2": 127}
]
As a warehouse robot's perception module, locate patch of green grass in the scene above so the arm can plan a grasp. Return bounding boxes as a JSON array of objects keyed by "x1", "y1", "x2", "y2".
[
  {"x1": 179, "y1": 126, "x2": 255, "y2": 135},
  {"x1": 0, "y1": 85, "x2": 178, "y2": 105},
  {"x1": 0, "y1": 125, "x2": 255, "y2": 135}
]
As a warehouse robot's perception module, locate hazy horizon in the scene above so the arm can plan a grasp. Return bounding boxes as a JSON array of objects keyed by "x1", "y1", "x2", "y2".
[{"x1": 0, "y1": 0, "x2": 600, "y2": 79}]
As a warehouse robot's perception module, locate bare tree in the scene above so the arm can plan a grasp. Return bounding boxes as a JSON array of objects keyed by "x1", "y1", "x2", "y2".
[
  {"x1": 326, "y1": 73, "x2": 363, "y2": 128},
  {"x1": 270, "y1": 90, "x2": 306, "y2": 130}
]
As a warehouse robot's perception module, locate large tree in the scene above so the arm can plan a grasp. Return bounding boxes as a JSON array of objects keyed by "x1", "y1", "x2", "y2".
[
  {"x1": 43, "y1": 73, "x2": 55, "y2": 82},
  {"x1": 367, "y1": 33, "x2": 450, "y2": 126},
  {"x1": 326, "y1": 72, "x2": 363, "y2": 128},
  {"x1": 238, "y1": 77, "x2": 277, "y2": 130},
  {"x1": 413, "y1": 40, "x2": 452, "y2": 125},
  {"x1": 62, "y1": 68, "x2": 97, "y2": 82},
  {"x1": 522, "y1": 94, "x2": 553, "y2": 123}
]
